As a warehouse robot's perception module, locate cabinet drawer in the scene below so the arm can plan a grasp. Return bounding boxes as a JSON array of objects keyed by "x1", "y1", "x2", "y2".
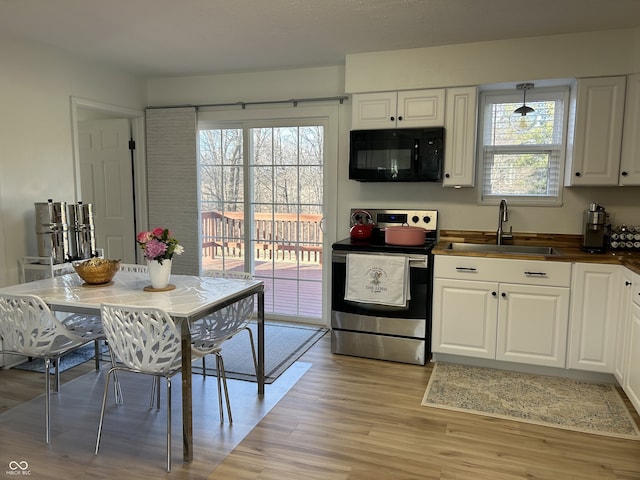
[{"x1": 434, "y1": 255, "x2": 572, "y2": 286}]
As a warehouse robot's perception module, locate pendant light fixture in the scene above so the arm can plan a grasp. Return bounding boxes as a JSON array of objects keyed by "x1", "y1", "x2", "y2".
[{"x1": 511, "y1": 82, "x2": 536, "y2": 131}]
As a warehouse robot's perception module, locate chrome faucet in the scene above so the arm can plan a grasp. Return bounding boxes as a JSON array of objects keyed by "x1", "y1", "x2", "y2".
[{"x1": 497, "y1": 199, "x2": 513, "y2": 245}]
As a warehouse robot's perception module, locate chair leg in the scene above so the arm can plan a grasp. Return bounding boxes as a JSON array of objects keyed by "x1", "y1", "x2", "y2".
[
  {"x1": 107, "y1": 347, "x2": 123, "y2": 405},
  {"x1": 95, "y1": 368, "x2": 115, "y2": 455},
  {"x1": 215, "y1": 353, "x2": 232, "y2": 423},
  {"x1": 166, "y1": 376, "x2": 172, "y2": 473},
  {"x1": 44, "y1": 358, "x2": 51, "y2": 444},
  {"x1": 150, "y1": 376, "x2": 161, "y2": 409},
  {"x1": 243, "y1": 326, "x2": 258, "y2": 375},
  {"x1": 202, "y1": 356, "x2": 206, "y2": 376},
  {"x1": 54, "y1": 357, "x2": 61, "y2": 393},
  {"x1": 94, "y1": 339, "x2": 101, "y2": 370}
]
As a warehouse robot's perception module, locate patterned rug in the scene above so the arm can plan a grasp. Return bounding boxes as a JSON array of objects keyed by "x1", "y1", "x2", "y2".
[{"x1": 422, "y1": 362, "x2": 640, "y2": 440}]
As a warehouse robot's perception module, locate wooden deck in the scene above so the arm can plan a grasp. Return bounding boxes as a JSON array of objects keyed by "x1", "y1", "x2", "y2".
[
  {"x1": 202, "y1": 256, "x2": 323, "y2": 320},
  {"x1": 201, "y1": 210, "x2": 324, "y2": 320}
]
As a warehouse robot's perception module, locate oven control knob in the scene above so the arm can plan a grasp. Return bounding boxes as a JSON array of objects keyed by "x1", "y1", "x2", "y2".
[
  {"x1": 412, "y1": 215, "x2": 419, "y2": 224},
  {"x1": 423, "y1": 216, "x2": 431, "y2": 224}
]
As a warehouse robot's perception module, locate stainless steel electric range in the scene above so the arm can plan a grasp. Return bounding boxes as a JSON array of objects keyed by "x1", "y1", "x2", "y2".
[{"x1": 330, "y1": 208, "x2": 439, "y2": 365}]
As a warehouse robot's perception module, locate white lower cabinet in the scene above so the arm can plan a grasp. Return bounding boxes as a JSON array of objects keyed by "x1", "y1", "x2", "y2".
[
  {"x1": 624, "y1": 301, "x2": 640, "y2": 413},
  {"x1": 496, "y1": 283, "x2": 569, "y2": 367},
  {"x1": 614, "y1": 268, "x2": 634, "y2": 383},
  {"x1": 432, "y1": 278, "x2": 497, "y2": 359},
  {"x1": 432, "y1": 256, "x2": 571, "y2": 368},
  {"x1": 567, "y1": 263, "x2": 621, "y2": 373}
]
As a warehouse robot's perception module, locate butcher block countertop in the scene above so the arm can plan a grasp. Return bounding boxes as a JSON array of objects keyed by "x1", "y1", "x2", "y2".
[{"x1": 433, "y1": 230, "x2": 640, "y2": 275}]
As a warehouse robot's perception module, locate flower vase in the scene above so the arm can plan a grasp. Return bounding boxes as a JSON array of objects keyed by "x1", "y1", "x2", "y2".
[{"x1": 147, "y1": 259, "x2": 172, "y2": 289}]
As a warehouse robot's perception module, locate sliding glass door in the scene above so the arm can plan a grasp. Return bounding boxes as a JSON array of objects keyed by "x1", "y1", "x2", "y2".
[{"x1": 199, "y1": 121, "x2": 324, "y2": 321}]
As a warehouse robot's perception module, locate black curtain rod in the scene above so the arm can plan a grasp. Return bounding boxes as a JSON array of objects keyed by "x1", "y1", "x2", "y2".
[{"x1": 147, "y1": 95, "x2": 349, "y2": 110}]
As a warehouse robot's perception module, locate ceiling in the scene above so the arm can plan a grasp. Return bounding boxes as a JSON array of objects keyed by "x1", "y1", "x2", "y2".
[{"x1": 2, "y1": 0, "x2": 640, "y2": 78}]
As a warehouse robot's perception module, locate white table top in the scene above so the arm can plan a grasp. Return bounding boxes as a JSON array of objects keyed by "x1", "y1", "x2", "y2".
[{"x1": 0, "y1": 271, "x2": 263, "y2": 321}]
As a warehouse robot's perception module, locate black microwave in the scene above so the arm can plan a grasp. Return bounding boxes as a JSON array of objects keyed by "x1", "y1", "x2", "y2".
[{"x1": 349, "y1": 127, "x2": 444, "y2": 182}]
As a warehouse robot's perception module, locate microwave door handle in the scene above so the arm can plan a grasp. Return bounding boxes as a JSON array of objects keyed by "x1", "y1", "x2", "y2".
[{"x1": 414, "y1": 140, "x2": 420, "y2": 167}]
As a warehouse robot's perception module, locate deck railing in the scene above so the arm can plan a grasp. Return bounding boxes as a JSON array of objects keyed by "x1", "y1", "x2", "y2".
[{"x1": 201, "y1": 211, "x2": 323, "y2": 264}]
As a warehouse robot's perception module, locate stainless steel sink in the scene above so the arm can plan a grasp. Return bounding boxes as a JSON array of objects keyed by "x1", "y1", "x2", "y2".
[{"x1": 445, "y1": 243, "x2": 562, "y2": 255}]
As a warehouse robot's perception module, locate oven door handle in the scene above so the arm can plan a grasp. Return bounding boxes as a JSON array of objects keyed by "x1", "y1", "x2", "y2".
[{"x1": 331, "y1": 251, "x2": 428, "y2": 268}]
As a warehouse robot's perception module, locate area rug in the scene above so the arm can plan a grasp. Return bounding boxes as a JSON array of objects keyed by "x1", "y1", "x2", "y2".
[
  {"x1": 13, "y1": 343, "x2": 101, "y2": 374},
  {"x1": 192, "y1": 321, "x2": 327, "y2": 383},
  {"x1": 422, "y1": 362, "x2": 640, "y2": 440}
]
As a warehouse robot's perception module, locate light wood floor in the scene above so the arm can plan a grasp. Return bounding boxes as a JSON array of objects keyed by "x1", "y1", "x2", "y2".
[{"x1": 2, "y1": 336, "x2": 640, "y2": 479}]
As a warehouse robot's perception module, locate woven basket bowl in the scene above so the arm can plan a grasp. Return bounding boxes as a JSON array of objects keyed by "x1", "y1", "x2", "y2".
[{"x1": 73, "y1": 259, "x2": 120, "y2": 285}]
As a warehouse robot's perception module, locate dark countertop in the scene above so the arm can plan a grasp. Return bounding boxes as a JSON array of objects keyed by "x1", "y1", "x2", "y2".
[{"x1": 433, "y1": 230, "x2": 640, "y2": 274}]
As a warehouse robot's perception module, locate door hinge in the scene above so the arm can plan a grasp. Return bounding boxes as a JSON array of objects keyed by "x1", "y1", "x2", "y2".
[{"x1": 129, "y1": 139, "x2": 136, "y2": 150}]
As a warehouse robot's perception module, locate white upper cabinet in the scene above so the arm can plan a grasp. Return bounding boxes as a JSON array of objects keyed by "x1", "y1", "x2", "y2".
[
  {"x1": 443, "y1": 86, "x2": 478, "y2": 188},
  {"x1": 565, "y1": 76, "x2": 626, "y2": 186},
  {"x1": 351, "y1": 89, "x2": 445, "y2": 130},
  {"x1": 620, "y1": 73, "x2": 640, "y2": 185}
]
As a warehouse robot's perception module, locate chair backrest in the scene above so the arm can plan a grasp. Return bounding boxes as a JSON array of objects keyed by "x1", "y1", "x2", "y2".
[
  {"x1": 196, "y1": 269, "x2": 255, "y2": 341},
  {"x1": 119, "y1": 263, "x2": 148, "y2": 273},
  {"x1": 202, "y1": 269, "x2": 252, "y2": 280},
  {"x1": 192, "y1": 295, "x2": 255, "y2": 345},
  {"x1": 101, "y1": 304, "x2": 182, "y2": 375},
  {"x1": 0, "y1": 293, "x2": 82, "y2": 356}
]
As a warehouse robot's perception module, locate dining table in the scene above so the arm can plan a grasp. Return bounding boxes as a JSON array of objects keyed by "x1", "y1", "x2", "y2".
[{"x1": 0, "y1": 270, "x2": 265, "y2": 463}]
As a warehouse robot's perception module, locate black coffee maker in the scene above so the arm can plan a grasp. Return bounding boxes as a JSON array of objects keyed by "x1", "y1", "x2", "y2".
[{"x1": 582, "y1": 202, "x2": 608, "y2": 253}]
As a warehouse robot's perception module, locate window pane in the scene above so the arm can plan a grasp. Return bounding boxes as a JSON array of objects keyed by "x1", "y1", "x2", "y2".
[
  {"x1": 253, "y1": 166, "x2": 273, "y2": 204},
  {"x1": 300, "y1": 126, "x2": 324, "y2": 165},
  {"x1": 479, "y1": 86, "x2": 568, "y2": 203},
  {"x1": 486, "y1": 152, "x2": 554, "y2": 196},
  {"x1": 486, "y1": 101, "x2": 560, "y2": 146},
  {"x1": 200, "y1": 120, "x2": 325, "y2": 320},
  {"x1": 275, "y1": 166, "x2": 299, "y2": 208}
]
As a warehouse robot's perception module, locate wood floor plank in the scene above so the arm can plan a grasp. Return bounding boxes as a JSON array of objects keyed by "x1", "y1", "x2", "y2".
[{"x1": 2, "y1": 334, "x2": 640, "y2": 479}]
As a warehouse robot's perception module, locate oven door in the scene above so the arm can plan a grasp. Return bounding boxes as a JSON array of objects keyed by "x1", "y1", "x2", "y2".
[
  {"x1": 331, "y1": 250, "x2": 431, "y2": 364},
  {"x1": 332, "y1": 251, "x2": 428, "y2": 314},
  {"x1": 331, "y1": 251, "x2": 430, "y2": 335}
]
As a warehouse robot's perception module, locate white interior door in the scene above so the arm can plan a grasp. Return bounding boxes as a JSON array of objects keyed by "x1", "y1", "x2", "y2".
[{"x1": 78, "y1": 118, "x2": 136, "y2": 262}]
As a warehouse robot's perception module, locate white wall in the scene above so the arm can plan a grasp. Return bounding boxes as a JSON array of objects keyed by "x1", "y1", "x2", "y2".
[
  {"x1": 0, "y1": 37, "x2": 146, "y2": 287},
  {"x1": 146, "y1": 30, "x2": 640, "y2": 243},
  {"x1": 338, "y1": 28, "x2": 640, "y2": 240},
  {"x1": 344, "y1": 29, "x2": 638, "y2": 93}
]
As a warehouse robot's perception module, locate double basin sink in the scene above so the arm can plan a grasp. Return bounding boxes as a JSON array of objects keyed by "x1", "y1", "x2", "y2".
[{"x1": 445, "y1": 242, "x2": 562, "y2": 256}]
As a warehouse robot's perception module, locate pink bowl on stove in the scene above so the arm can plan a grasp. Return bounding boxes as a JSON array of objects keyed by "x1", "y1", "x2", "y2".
[{"x1": 384, "y1": 226, "x2": 427, "y2": 246}]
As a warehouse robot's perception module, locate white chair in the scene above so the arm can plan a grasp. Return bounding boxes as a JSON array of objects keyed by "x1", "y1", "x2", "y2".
[
  {"x1": 198, "y1": 269, "x2": 257, "y2": 373},
  {"x1": 191, "y1": 269, "x2": 256, "y2": 423},
  {"x1": 95, "y1": 303, "x2": 182, "y2": 472},
  {"x1": 118, "y1": 263, "x2": 148, "y2": 273},
  {"x1": 0, "y1": 293, "x2": 106, "y2": 443}
]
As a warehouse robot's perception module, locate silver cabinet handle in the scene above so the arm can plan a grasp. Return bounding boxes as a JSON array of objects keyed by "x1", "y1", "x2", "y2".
[
  {"x1": 455, "y1": 267, "x2": 477, "y2": 272},
  {"x1": 524, "y1": 271, "x2": 547, "y2": 276}
]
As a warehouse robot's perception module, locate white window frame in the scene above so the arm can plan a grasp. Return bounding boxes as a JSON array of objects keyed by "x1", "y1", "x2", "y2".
[
  {"x1": 477, "y1": 85, "x2": 570, "y2": 207},
  {"x1": 197, "y1": 104, "x2": 339, "y2": 325}
]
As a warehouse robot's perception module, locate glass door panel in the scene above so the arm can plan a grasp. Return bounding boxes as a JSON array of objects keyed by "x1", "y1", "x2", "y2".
[{"x1": 200, "y1": 124, "x2": 323, "y2": 320}]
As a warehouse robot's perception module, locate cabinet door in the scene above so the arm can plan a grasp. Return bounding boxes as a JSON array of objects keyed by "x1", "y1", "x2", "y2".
[
  {"x1": 496, "y1": 284, "x2": 570, "y2": 368},
  {"x1": 614, "y1": 268, "x2": 634, "y2": 383},
  {"x1": 567, "y1": 263, "x2": 621, "y2": 372},
  {"x1": 566, "y1": 76, "x2": 626, "y2": 186},
  {"x1": 443, "y1": 86, "x2": 478, "y2": 187},
  {"x1": 396, "y1": 89, "x2": 445, "y2": 127},
  {"x1": 620, "y1": 73, "x2": 640, "y2": 185},
  {"x1": 432, "y1": 278, "x2": 498, "y2": 359},
  {"x1": 351, "y1": 92, "x2": 397, "y2": 129},
  {"x1": 624, "y1": 302, "x2": 640, "y2": 413}
]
